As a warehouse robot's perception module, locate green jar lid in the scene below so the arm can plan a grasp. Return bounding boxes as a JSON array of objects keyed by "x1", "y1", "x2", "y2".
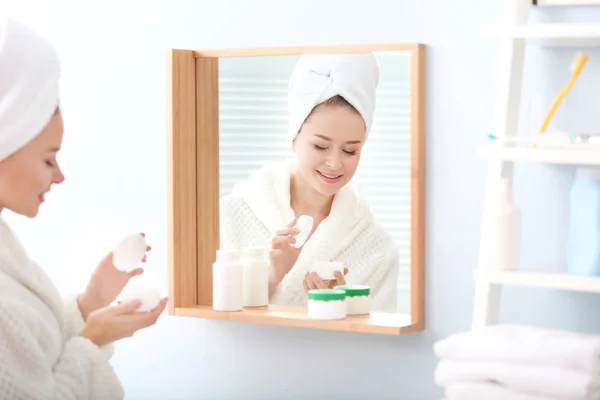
[
  {"x1": 308, "y1": 289, "x2": 346, "y2": 301},
  {"x1": 333, "y1": 285, "x2": 370, "y2": 297}
]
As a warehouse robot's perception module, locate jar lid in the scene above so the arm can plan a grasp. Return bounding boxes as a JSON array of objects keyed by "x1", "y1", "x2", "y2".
[
  {"x1": 333, "y1": 285, "x2": 370, "y2": 297},
  {"x1": 308, "y1": 289, "x2": 346, "y2": 301}
]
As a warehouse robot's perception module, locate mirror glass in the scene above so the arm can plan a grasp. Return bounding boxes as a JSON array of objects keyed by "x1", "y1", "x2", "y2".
[{"x1": 218, "y1": 51, "x2": 413, "y2": 315}]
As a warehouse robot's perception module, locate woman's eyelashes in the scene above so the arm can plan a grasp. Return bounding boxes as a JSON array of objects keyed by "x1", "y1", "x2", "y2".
[{"x1": 312, "y1": 144, "x2": 357, "y2": 155}]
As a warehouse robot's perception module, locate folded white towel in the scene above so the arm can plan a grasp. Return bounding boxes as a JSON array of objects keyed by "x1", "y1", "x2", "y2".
[
  {"x1": 434, "y1": 324, "x2": 600, "y2": 374},
  {"x1": 436, "y1": 359, "x2": 600, "y2": 399},
  {"x1": 445, "y1": 382, "x2": 558, "y2": 400}
]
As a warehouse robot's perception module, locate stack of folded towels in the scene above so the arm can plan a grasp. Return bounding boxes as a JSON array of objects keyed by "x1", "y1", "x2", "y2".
[{"x1": 433, "y1": 324, "x2": 600, "y2": 400}]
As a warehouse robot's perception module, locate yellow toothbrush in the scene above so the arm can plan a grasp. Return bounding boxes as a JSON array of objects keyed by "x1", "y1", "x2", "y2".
[{"x1": 539, "y1": 51, "x2": 588, "y2": 134}]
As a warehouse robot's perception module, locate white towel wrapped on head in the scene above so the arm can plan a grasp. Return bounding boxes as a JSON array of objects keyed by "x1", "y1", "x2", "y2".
[
  {"x1": 287, "y1": 52, "x2": 379, "y2": 140},
  {"x1": 434, "y1": 324, "x2": 600, "y2": 374},
  {"x1": 0, "y1": 15, "x2": 60, "y2": 162},
  {"x1": 435, "y1": 359, "x2": 600, "y2": 399}
]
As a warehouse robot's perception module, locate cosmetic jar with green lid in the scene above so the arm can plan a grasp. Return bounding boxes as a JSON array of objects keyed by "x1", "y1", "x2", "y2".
[
  {"x1": 333, "y1": 285, "x2": 371, "y2": 315},
  {"x1": 307, "y1": 289, "x2": 347, "y2": 320}
]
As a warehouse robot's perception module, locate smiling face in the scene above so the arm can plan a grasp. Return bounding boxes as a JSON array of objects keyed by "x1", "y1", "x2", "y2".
[
  {"x1": 0, "y1": 109, "x2": 65, "y2": 218},
  {"x1": 292, "y1": 96, "x2": 366, "y2": 198}
]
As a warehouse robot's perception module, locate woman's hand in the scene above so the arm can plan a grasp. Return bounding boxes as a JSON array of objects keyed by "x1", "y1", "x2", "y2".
[
  {"x1": 302, "y1": 268, "x2": 349, "y2": 292},
  {"x1": 80, "y1": 297, "x2": 168, "y2": 347},
  {"x1": 268, "y1": 218, "x2": 301, "y2": 294},
  {"x1": 78, "y1": 233, "x2": 151, "y2": 320}
]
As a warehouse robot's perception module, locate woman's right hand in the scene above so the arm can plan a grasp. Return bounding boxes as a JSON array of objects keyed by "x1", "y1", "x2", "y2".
[
  {"x1": 268, "y1": 218, "x2": 301, "y2": 293},
  {"x1": 80, "y1": 297, "x2": 168, "y2": 347}
]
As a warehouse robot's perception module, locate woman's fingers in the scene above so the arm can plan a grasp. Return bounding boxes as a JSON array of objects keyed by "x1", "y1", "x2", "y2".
[
  {"x1": 333, "y1": 270, "x2": 346, "y2": 285},
  {"x1": 275, "y1": 227, "x2": 300, "y2": 236},
  {"x1": 310, "y1": 272, "x2": 328, "y2": 289},
  {"x1": 127, "y1": 267, "x2": 144, "y2": 278},
  {"x1": 302, "y1": 280, "x2": 310, "y2": 292},
  {"x1": 112, "y1": 299, "x2": 142, "y2": 314},
  {"x1": 304, "y1": 273, "x2": 318, "y2": 290},
  {"x1": 271, "y1": 235, "x2": 295, "y2": 248}
]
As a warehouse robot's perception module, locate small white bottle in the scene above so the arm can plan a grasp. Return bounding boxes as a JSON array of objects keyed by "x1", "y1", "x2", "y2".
[
  {"x1": 241, "y1": 246, "x2": 269, "y2": 307},
  {"x1": 213, "y1": 249, "x2": 243, "y2": 311},
  {"x1": 483, "y1": 179, "x2": 520, "y2": 271}
]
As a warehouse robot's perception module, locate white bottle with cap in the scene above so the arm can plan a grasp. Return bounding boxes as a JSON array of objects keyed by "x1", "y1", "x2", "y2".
[
  {"x1": 213, "y1": 249, "x2": 243, "y2": 311},
  {"x1": 241, "y1": 246, "x2": 269, "y2": 307},
  {"x1": 481, "y1": 178, "x2": 520, "y2": 271}
]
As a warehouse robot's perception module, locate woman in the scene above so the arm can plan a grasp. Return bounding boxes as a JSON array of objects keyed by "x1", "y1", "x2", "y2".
[
  {"x1": 0, "y1": 16, "x2": 167, "y2": 399},
  {"x1": 220, "y1": 53, "x2": 399, "y2": 313}
]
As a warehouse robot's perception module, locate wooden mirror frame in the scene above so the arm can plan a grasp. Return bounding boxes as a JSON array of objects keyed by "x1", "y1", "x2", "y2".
[{"x1": 167, "y1": 43, "x2": 426, "y2": 336}]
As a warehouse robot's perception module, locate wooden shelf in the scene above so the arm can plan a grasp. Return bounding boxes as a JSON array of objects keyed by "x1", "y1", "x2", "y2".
[
  {"x1": 477, "y1": 146, "x2": 600, "y2": 166},
  {"x1": 173, "y1": 304, "x2": 420, "y2": 336},
  {"x1": 484, "y1": 23, "x2": 600, "y2": 47},
  {"x1": 475, "y1": 269, "x2": 600, "y2": 294}
]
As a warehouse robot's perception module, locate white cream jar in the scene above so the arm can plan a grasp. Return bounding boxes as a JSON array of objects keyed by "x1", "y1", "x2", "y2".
[
  {"x1": 307, "y1": 289, "x2": 347, "y2": 320},
  {"x1": 333, "y1": 285, "x2": 371, "y2": 315}
]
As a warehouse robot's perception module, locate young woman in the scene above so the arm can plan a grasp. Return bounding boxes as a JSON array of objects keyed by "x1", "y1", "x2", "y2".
[
  {"x1": 0, "y1": 16, "x2": 167, "y2": 399},
  {"x1": 220, "y1": 53, "x2": 399, "y2": 313}
]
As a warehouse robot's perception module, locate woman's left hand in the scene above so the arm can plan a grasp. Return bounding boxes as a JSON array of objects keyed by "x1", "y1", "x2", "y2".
[
  {"x1": 302, "y1": 268, "x2": 349, "y2": 292},
  {"x1": 78, "y1": 233, "x2": 151, "y2": 320}
]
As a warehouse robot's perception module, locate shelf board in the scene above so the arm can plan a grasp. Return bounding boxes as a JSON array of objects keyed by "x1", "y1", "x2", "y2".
[
  {"x1": 535, "y1": 0, "x2": 600, "y2": 5},
  {"x1": 475, "y1": 269, "x2": 600, "y2": 293},
  {"x1": 477, "y1": 146, "x2": 600, "y2": 166},
  {"x1": 484, "y1": 23, "x2": 600, "y2": 47},
  {"x1": 173, "y1": 304, "x2": 419, "y2": 336}
]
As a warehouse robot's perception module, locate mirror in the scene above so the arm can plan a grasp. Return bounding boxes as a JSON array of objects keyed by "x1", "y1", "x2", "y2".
[
  {"x1": 166, "y1": 44, "x2": 425, "y2": 335},
  {"x1": 217, "y1": 51, "x2": 415, "y2": 315}
]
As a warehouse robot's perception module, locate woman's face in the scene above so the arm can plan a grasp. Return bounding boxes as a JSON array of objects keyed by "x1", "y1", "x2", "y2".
[
  {"x1": 0, "y1": 111, "x2": 65, "y2": 218},
  {"x1": 293, "y1": 104, "x2": 366, "y2": 197}
]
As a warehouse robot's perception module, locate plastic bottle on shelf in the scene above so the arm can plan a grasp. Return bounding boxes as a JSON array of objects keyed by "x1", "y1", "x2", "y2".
[
  {"x1": 212, "y1": 249, "x2": 243, "y2": 311},
  {"x1": 241, "y1": 246, "x2": 269, "y2": 307},
  {"x1": 566, "y1": 168, "x2": 600, "y2": 276},
  {"x1": 481, "y1": 178, "x2": 520, "y2": 271}
]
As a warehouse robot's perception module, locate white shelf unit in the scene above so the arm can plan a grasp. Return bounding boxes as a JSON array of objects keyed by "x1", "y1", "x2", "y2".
[
  {"x1": 475, "y1": 270, "x2": 600, "y2": 294},
  {"x1": 534, "y1": 0, "x2": 600, "y2": 5},
  {"x1": 484, "y1": 23, "x2": 600, "y2": 47},
  {"x1": 473, "y1": 0, "x2": 600, "y2": 329},
  {"x1": 478, "y1": 146, "x2": 600, "y2": 166}
]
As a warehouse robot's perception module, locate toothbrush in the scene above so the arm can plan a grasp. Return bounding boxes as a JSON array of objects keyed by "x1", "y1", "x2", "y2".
[
  {"x1": 487, "y1": 133, "x2": 539, "y2": 144},
  {"x1": 539, "y1": 52, "x2": 588, "y2": 134},
  {"x1": 487, "y1": 132, "x2": 575, "y2": 146}
]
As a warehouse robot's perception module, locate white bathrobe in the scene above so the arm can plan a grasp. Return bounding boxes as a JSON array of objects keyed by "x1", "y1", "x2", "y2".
[
  {"x1": 0, "y1": 216, "x2": 124, "y2": 399},
  {"x1": 220, "y1": 159, "x2": 399, "y2": 313}
]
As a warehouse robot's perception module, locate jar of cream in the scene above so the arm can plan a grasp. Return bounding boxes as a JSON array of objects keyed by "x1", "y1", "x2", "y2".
[
  {"x1": 307, "y1": 289, "x2": 346, "y2": 320},
  {"x1": 333, "y1": 285, "x2": 370, "y2": 315}
]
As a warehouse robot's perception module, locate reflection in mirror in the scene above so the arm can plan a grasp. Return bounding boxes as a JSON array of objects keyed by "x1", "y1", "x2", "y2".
[{"x1": 218, "y1": 52, "x2": 412, "y2": 315}]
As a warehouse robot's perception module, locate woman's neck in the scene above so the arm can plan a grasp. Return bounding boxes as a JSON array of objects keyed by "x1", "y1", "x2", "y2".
[{"x1": 289, "y1": 170, "x2": 334, "y2": 219}]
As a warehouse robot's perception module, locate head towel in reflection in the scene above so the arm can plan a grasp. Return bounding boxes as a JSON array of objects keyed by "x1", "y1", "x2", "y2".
[{"x1": 287, "y1": 53, "x2": 380, "y2": 141}]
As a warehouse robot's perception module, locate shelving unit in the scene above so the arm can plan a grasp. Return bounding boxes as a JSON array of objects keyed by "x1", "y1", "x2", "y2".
[
  {"x1": 534, "y1": 0, "x2": 600, "y2": 6},
  {"x1": 474, "y1": 269, "x2": 600, "y2": 294},
  {"x1": 472, "y1": 0, "x2": 600, "y2": 329},
  {"x1": 484, "y1": 23, "x2": 600, "y2": 47},
  {"x1": 478, "y1": 146, "x2": 600, "y2": 165}
]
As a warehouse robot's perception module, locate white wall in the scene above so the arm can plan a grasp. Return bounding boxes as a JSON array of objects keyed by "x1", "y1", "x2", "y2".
[{"x1": 3, "y1": 1, "x2": 600, "y2": 399}]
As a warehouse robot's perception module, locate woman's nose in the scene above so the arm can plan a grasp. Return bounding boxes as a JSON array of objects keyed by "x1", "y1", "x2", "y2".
[
  {"x1": 53, "y1": 166, "x2": 65, "y2": 184},
  {"x1": 325, "y1": 152, "x2": 342, "y2": 169}
]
